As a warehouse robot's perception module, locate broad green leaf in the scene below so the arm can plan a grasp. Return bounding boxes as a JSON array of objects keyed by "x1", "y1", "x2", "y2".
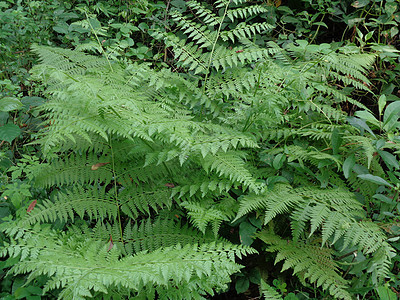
[
  {"x1": 387, "y1": 171, "x2": 400, "y2": 184},
  {"x1": 0, "y1": 112, "x2": 8, "y2": 125},
  {"x1": 266, "y1": 176, "x2": 289, "y2": 187},
  {"x1": 376, "y1": 286, "x2": 397, "y2": 300},
  {"x1": 52, "y1": 25, "x2": 69, "y2": 34},
  {"x1": 248, "y1": 215, "x2": 262, "y2": 229},
  {"x1": 365, "y1": 30, "x2": 374, "y2": 41},
  {"x1": 378, "y1": 94, "x2": 387, "y2": 116},
  {"x1": 21, "y1": 96, "x2": 46, "y2": 108},
  {"x1": 376, "y1": 139, "x2": 386, "y2": 150},
  {"x1": 239, "y1": 221, "x2": 257, "y2": 246},
  {"x1": 235, "y1": 277, "x2": 250, "y2": 294},
  {"x1": 351, "y1": 0, "x2": 370, "y2": 8},
  {"x1": 373, "y1": 194, "x2": 395, "y2": 204},
  {"x1": 385, "y1": 2, "x2": 398, "y2": 16},
  {"x1": 0, "y1": 123, "x2": 21, "y2": 143},
  {"x1": 273, "y1": 153, "x2": 285, "y2": 170},
  {"x1": 343, "y1": 154, "x2": 356, "y2": 179},
  {"x1": 347, "y1": 117, "x2": 375, "y2": 136},
  {"x1": 314, "y1": 22, "x2": 328, "y2": 28},
  {"x1": 0, "y1": 97, "x2": 23, "y2": 112},
  {"x1": 378, "y1": 150, "x2": 399, "y2": 170},
  {"x1": 347, "y1": 18, "x2": 365, "y2": 27},
  {"x1": 247, "y1": 268, "x2": 261, "y2": 285},
  {"x1": 390, "y1": 26, "x2": 399, "y2": 39},
  {"x1": 357, "y1": 174, "x2": 393, "y2": 188},
  {"x1": 354, "y1": 110, "x2": 379, "y2": 127},
  {"x1": 356, "y1": 27, "x2": 363, "y2": 40},
  {"x1": 383, "y1": 101, "x2": 400, "y2": 132}
]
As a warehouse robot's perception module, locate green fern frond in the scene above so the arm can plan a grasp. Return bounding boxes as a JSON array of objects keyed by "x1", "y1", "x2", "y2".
[
  {"x1": 20, "y1": 186, "x2": 117, "y2": 226},
  {"x1": 295, "y1": 187, "x2": 365, "y2": 214},
  {"x1": 31, "y1": 43, "x2": 108, "y2": 75},
  {"x1": 226, "y1": 5, "x2": 269, "y2": 22},
  {"x1": 298, "y1": 123, "x2": 349, "y2": 141},
  {"x1": 291, "y1": 203, "x2": 312, "y2": 242},
  {"x1": 22, "y1": 7, "x2": 387, "y2": 298},
  {"x1": 181, "y1": 195, "x2": 237, "y2": 234},
  {"x1": 345, "y1": 135, "x2": 376, "y2": 169},
  {"x1": 257, "y1": 231, "x2": 352, "y2": 300},
  {"x1": 342, "y1": 221, "x2": 389, "y2": 254},
  {"x1": 260, "y1": 280, "x2": 283, "y2": 300},
  {"x1": 235, "y1": 184, "x2": 301, "y2": 222},
  {"x1": 186, "y1": 0, "x2": 220, "y2": 26},
  {"x1": 323, "y1": 85, "x2": 369, "y2": 110},
  {"x1": 206, "y1": 68, "x2": 258, "y2": 98},
  {"x1": 87, "y1": 218, "x2": 230, "y2": 255},
  {"x1": 285, "y1": 145, "x2": 342, "y2": 169},
  {"x1": 325, "y1": 52, "x2": 376, "y2": 81},
  {"x1": 220, "y1": 22, "x2": 273, "y2": 43},
  {"x1": 119, "y1": 185, "x2": 173, "y2": 218},
  {"x1": 211, "y1": 45, "x2": 269, "y2": 71},
  {"x1": 121, "y1": 218, "x2": 226, "y2": 254},
  {"x1": 34, "y1": 153, "x2": 113, "y2": 188},
  {"x1": 172, "y1": 11, "x2": 216, "y2": 48},
  {"x1": 1, "y1": 222, "x2": 255, "y2": 300},
  {"x1": 370, "y1": 243, "x2": 396, "y2": 281},
  {"x1": 202, "y1": 151, "x2": 261, "y2": 192},
  {"x1": 158, "y1": 32, "x2": 208, "y2": 74},
  {"x1": 172, "y1": 176, "x2": 233, "y2": 199}
]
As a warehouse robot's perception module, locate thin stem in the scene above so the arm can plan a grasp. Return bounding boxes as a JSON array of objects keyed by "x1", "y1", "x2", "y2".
[
  {"x1": 85, "y1": 12, "x2": 113, "y2": 72},
  {"x1": 342, "y1": 252, "x2": 357, "y2": 278},
  {"x1": 310, "y1": 13, "x2": 325, "y2": 44},
  {"x1": 253, "y1": 66, "x2": 263, "y2": 98},
  {"x1": 142, "y1": 140, "x2": 175, "y2": 182},
  {"x1": 109, "y1": 139, "x2": 124, "y2": 244},
  {"x1": 203, "y1": 0, "x2": 231, "y2": 93},
  {"x1": 335, "y1": 250, "x2": 357, "y2": 261}
]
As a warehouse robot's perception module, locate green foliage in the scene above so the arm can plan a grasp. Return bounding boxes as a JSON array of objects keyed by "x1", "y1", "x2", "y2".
[
  {"x1": 1, "y1": 39, "x2": 261, "y2": 296},
  {"x1": 260, "y1": 280, "x2": 283, "y2": 300},
  {"x1": 1, "y1": 0, "x2": 400, "y2": 299},
  {"x1": 258, "y1": 230, "x2": 352, "y2": 300},
  {"x1": 1, "y1": 219, "x2": 254, "y2": 299}
]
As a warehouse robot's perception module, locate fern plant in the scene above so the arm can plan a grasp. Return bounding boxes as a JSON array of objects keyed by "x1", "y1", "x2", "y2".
[
  {"x1": 1, "y1": 1, "x2": 397, "y2": 299},
  {"x1": 0, "y1": 40, "x2": 262, "y2": 297},
  {"x1": 2, "y1": 217, "x2": 256, "y2": 299}
]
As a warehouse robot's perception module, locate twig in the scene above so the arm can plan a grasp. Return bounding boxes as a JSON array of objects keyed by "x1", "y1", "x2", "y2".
[
  {"x1": 163, "y1": 0, "x2": 171, "y2": 62},
  {"x1": 335, "y1": 250, "x2": 357, "y2": 261}
]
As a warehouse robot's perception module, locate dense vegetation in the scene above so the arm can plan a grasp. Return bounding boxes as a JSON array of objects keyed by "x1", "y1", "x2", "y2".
[{"x1": 1, "y1": 0, "x2": 400, "y2": 299}]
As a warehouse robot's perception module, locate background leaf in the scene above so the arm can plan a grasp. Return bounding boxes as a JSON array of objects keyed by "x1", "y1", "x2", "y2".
[
  {"x1": 357, "y1": 174, "x2": 393, "y2": 188},
  {"x1": 0, "y1": 123, "x2": 21, "y2": 143},
  {"x1": 343, "y1": 154, "x2": 356, "y2": 179},
  {"x1": 378, "y1": 150, "x2": 399, "y2": 170},
  {"x1": 0, "y1": 97, "x2": 23, "y2": 112},
  {"x1": 383, "y1": 101, "x2": 400, "y2": 132},
  {"x1": 378, "y1": 95, "x2": 387, "y2": 116}
]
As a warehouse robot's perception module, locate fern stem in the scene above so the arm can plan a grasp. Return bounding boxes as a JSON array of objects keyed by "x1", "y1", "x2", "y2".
[
  {"x1": 335, "y1": 250, "x2": 357, "y2": 261},
  {"x1": 85, "y1": 12, "x2": 113, "y2": 72},
  {"x1": 109, "y1": 139, "x2": 124, "y2": 244},
  {"x1": 142, "y1": 140, "x2": 175, "y2": 182},
  {"x1": 253, "y1": 67, "x2": 263, "y2": 98},
  {"x1": 308, "y1": 99, "x2": 333, "y2": 125},
  {"x1": 309, "y1": 13, "x2": 325, "y2": 44},
  {"x1": 203, "y1": 0, "x2": 231, "y2": 93},
  {"x1": 243, "y1": 67, "x2": 263, "y2": 131}
]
